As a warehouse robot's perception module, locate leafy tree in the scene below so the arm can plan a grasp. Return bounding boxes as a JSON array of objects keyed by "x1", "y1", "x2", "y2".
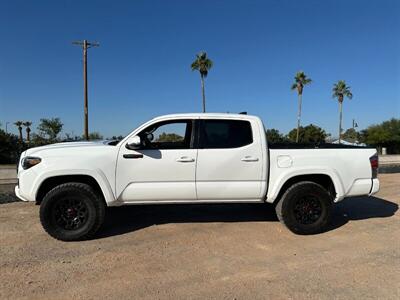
[
  {"x1": 342, "y1": 128, "x2": 360, "y2": 143},
  {"x1": 64, "y1": 133, "x2": 75, "y2": 141},
  {"x1": 266, "y1": 129, "x2": 287, "y2": 143},
  {"x1": 37, "y1": 118, "x2": 63, "y2": 141},
  {"x1": 23, "y1": 121, "x2": 32, "y2": 142},
  {"x1": 0, "y1": 129, "x2": 25, "y2": 163},
  {"x1": 332, "y1": 80, "x2": 353, "y2": 143},
  {"x1": 156, "y1": 132, "x2": 183, "y2": 142},
  {"x1": 191, "y1": 51, "x2": 213, "y2": 113},
  {"x1": 111, "y1": 135, "x2": 124, "y2": 141},
  {"x1": 30, "y1": 133, "x2": 49, "y2": 146},
  {"x1": 14, "y1": 121, "x2": 23, "y2": 142},
  {"x1": 88, "y1": 132, "x2": 103, "y2": 140},
  {"x1": 291, "y1": 71, "x2": 312, "y2": 142},
  {"x1": 358, "y1": 129, "x2": 368, "y2": 144},
  {"x1": 287, "y1": 124, "x2": 328, "y2": 144},
  {"x1": 362, "y1": 118, "x2": 400, "y2": 153},
  {"x1": 64, "y1": 133, "x2": 84, "y2": 141}
]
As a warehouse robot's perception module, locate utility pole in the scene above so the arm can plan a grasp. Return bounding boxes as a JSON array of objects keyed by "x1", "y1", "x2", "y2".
[
  {"x1": 5, "y1": 122, "x2": 9, "y2": 133},
  {"x1": 72, "y1": 40, "x2": 99, "y2": 140}
]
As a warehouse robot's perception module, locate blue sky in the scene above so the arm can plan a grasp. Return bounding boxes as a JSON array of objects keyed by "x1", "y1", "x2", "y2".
[{"x1": 0, "y1": 0, "x2": 399, "y2": 138}]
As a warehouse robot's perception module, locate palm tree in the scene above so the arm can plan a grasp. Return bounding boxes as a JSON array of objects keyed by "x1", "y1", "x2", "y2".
[
  {"x1": 332, "y1": 80, "x2": 353, "y2": 144},
  {"x1": 23, "y1": 121, "x2": 32, "y2": 142},
  {"x1": 291, "y1": 71, "x2": 312, "y2": 142},
  {"x1": 191, "y1": 51, "x2": 213, "y2": 113},
  {"x1": 14, "y1": 121, "x2": 23, "y2": 142}
]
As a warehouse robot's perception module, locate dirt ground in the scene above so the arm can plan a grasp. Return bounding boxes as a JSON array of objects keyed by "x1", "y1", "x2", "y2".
[{"x1": 0, "y1": 174, "x2": 399, "y2": 300}]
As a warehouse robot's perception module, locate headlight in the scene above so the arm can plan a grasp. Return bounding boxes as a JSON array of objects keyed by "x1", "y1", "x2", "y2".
[{"x1": 22, "y1": 157, "x2": 42, "y2": 170}]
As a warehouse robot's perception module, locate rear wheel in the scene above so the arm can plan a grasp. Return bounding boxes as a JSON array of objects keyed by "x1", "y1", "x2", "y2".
[
  {"x1": 275, "y1": 181, "x2": 332, "y2": 234},
  {"x1": 40, "y1": 182, "x2": 105, "y2": 241}
]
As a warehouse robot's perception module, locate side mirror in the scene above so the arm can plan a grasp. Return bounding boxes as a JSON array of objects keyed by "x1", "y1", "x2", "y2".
[{"x1": 126, "y1": 135, "x2": 142, "y2": 150}]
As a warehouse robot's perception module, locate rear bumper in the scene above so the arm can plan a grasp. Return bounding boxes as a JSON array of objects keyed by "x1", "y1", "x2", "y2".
[
  {"x1": 339, "y1": 178, "x2": 380, "y2": 201},
  {"x1": 369, "y1": 178, "x2": 380, "y2": 196}
]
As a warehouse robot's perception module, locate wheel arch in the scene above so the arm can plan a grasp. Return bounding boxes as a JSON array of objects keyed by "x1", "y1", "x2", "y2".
[
  {"x1": 35, "y1": 173, "x2": 115, "y2": 205},
  {"x1": 267, "y1": 171, "x2": 343, "y2": 204}
]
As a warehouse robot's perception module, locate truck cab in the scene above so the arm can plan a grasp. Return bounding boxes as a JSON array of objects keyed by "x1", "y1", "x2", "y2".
[{"x1": 118, "y1": 113, "x2": 267, "y2": 203}]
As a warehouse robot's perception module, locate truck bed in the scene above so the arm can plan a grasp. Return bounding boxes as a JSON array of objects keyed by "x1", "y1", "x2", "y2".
[
  {"x1": 266, "y1": 146, "x2": 378, "y2": 203},
  {"x1": 268, "y1": 142, "x2": 373, "y2": 149}
]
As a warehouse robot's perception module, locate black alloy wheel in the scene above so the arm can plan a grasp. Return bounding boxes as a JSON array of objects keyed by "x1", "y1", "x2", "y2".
[
  {"x1": 40, "y1": 182, "x2": 105, "y2": 241},
  {"x1": 293, "y1": 195, "x2": 323, "y2": 225},
  {"x1": 53, "y1": 198, "x2": 89, "y2": 230},
  {"x1": 275, "y1": 181, "x2": 333, "y2": 235}
]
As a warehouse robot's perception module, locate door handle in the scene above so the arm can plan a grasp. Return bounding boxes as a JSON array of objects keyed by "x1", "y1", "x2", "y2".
[
  {"x1": 176, "y1": 156, "x2": 195, "y2": 163},
  {"x1": 241, "y1": 156, "x2": 259, "y2": 162},
  {"x1": 123, "y1": 154, "x2": 143, "y2": 159}
]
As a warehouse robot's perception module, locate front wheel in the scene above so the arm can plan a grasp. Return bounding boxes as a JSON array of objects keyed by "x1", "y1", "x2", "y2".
[
  {"x1": 275, "y1": 181, "x2": 333, "y2": 235},
  {"x1": 40, "y1": 182, "x2": 105, "y2": 241}
]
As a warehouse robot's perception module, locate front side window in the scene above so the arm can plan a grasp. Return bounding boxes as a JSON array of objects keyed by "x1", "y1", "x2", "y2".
[
  {"x1": 200, "y1": 120, "x2": 253, "y2": 148},
  {"x1": 139, "y1": 120, "x2": 193, "y2": 149}
]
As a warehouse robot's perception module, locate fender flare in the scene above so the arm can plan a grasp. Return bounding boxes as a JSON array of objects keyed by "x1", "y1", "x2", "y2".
[
  {"x1": 32, "y1": 169, "x2": 119, "y2": 206},
  {"x1": 266, "y1": 167, "x2": 345, "y2": 203}
]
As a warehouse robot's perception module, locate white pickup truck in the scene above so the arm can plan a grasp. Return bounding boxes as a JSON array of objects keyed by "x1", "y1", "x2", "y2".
[{"x1": 15, "y1": 113, "x2": 380, "y2": 241}]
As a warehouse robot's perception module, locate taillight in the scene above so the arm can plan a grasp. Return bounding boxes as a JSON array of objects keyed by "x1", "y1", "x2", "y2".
[{"x1": 370, "y1": 154, "x2": 378, "y2": 178}]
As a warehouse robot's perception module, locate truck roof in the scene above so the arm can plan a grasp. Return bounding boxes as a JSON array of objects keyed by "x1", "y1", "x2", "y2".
[{"x1": 151, "y1": 112, "x2": 260, "y2": 121}]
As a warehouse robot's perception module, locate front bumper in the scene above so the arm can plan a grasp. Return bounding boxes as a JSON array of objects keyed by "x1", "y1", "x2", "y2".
[{"x1": 15, "y1": 186, "x2": 32, "y2": 202}]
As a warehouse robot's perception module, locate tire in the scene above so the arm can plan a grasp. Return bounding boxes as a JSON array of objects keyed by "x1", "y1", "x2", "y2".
[
  {"x1": 40, "y1": 182, "x2": 105, "y2": 241},
  {"x1": 275, "y1": 181, "x2": 332, "y2": 235}
]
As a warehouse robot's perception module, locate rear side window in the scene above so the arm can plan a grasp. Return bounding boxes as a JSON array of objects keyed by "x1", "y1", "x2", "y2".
[{"x1": 200, "y1": 120, "x2": 253, "y2": 149}]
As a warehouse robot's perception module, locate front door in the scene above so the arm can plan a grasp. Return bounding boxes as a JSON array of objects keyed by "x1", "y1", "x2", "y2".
[
  {"x1": 195, "y1": 119, "x2": 263, "y2": 200},
  {"x1": 116, "y1": 119, "x2": 197, "y2": 202}
]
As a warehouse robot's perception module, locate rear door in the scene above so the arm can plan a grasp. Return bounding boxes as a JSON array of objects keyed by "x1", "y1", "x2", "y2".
[{"x1": 195, "y1": 118, "x2": 263, "y2": 200}]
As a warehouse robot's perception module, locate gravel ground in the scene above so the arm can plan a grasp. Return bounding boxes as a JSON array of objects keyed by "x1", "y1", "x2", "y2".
[
  {"x1": 0, "y1": 174, "x2": 399, "y2": 299},
  {"x1": 0, "y1": 184, "x2": 19, "y2": 204}
]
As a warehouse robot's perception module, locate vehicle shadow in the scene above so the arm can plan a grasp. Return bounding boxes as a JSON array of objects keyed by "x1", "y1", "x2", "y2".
[
  {"x1": 97, "y1": 203, "x2": 278, "y2": 239},
  {"x1": 96, "y1": 196, "x2": 398, "y2": 239},
  {"x1": 327, "y1": 196, "x2": 398, "y2": 232}
]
